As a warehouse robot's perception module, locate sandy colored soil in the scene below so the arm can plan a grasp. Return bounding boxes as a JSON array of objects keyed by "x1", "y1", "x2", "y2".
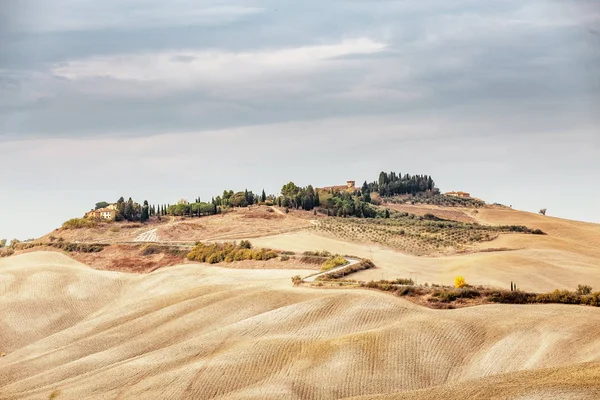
[
  {"x1": 251, "y1": 207, "x2": 600, "y2": 293},
  {"x1": 40, "y1": 206, "x2": 313, "y2": 244},
  {"x1": 155, "y1": 207, "x2": 313, "y2": 242},
  {"x1": 384, "y1": 203, "x2": 478, "y2": 223},
  {"x1": 1, "y1": 252, "x2": 600, "y2": 399}
]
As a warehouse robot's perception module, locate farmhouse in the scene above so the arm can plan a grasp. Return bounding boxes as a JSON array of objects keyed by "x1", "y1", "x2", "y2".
[
  {"x1": 319, "y1": 181, "x2": 356, "y2": 192},
  {"x1": 445, "y1": 191, "x2": 471, "y2": 199},
  {"x1": 85, "y1": 206, "x2": 117, "y2": 220}
]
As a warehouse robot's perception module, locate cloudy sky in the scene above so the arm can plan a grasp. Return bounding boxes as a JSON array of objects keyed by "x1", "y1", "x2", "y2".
[{"x1": 1, "y1": 0, "x2": 599, "y2": 240}]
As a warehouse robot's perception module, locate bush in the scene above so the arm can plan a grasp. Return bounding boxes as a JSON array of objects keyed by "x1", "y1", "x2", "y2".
[
  {"x1": 454, "y1": 276, "x2": 467, "y2": 288},
  {"x1": 62, "y1": 218, "x2": 97, "y2": 229},
  {"x1": 320, "y1": 255, "x2": 348, "y2": 271},
  {"x1": 488, "y1": 290, "x2": 534, "y2": 304},
  {"x1": 292, "y1": 275, "x2": 302, "y2": 286},
  {"x1": 318, "y1": 259, "x2": 375, "y2": 280},
  {"x1": 577, "y1": 284, "x2": 592, "y2": 295},
  {"x1": 186, "y1": 242, "x2": 278, "y2": 264},
  {"x1": 280, "y1": 255, "x2": 290, "y2": 261},
  {"x1": 141, "y1": 244, "x2": 162, "y2": 256}
]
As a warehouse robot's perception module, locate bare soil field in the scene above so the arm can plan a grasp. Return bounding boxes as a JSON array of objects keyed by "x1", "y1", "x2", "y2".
[{"x1": 2, "y1": 252, "x2": 600, "y2": 399}]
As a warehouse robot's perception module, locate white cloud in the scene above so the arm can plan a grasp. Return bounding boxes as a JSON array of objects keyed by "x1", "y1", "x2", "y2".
[{"x1": 51, "y1": 38, "x2": 387, "y2": 93}]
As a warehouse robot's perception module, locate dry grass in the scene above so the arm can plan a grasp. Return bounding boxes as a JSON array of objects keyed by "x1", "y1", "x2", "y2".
[{"x1": 2, "y1": 252, "x2": 600, "y2": 399}]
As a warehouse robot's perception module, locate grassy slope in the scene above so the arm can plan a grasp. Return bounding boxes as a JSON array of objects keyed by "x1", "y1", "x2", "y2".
[{"x1": 2, "y1": 252, "x2": 600, "y2": 400}]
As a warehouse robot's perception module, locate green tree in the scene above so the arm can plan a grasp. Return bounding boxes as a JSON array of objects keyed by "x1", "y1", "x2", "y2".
[
  {"x1": 125, "y1": 198, "x2": 135, "y2": 221},
  {"x1": 230, "y1": 192, "x2": 249, "y2": 207},
  {"x1": 385, "y1": 209, "x2": 390, "y2": 218},
  {"x1": 141, "y1": 200, "x2": 149, "y2": 222},
  {"x1": 361, "y1": 181, "x2": 368, "y2": 195},
  {"x1": 281, "y1": 181, "x2": 300, "y2": 197},
  {"x1": 261, "y1": 189, "x2": 267, "y2": 203},
  {"x1": 0, "y1": 239, "x2": 6, "y2": 248},
  {"x1": 115, "y1": 197, "x2": 125, "y2": 221},
  {"x1": 95, "y1": 201, "x2": 109, "y2": 210}
]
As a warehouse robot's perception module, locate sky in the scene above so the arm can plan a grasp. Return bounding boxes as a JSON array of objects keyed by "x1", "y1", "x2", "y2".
[{"x1": 0, "y1": 0, "x2": 599, "y2": 241}]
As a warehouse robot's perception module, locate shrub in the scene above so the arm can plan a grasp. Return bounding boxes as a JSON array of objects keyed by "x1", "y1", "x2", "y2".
[
  {"x1": 577, "y1": 284, "x2": 592, "y2": 295},
  {"x1": 291, "y1": 275, "x2": 302, "y2": 286},
  {"x1": 536, "y1": 290, "x2": 581, "y2": 305},
  {"x1": 488, "y1": 290, "x2": 534, "y2": 304},
  {"x1": 454, "y1": 276, "x2": 467, "y2": 288},
  {"x1": 318, "y1": 259, "x2": 375, "y2": 280},
  {"x1": 62, "y1": 218, "x2": 97, "y2": 229},
  {"x1": 320, "y1": 255, "x2": 348, "y2": 271},
  {"x1": 141, "y1": 244, "x2": 162, "y2": 256},
  {"x1": 186, "y1": 242, "x2": 278, "y2": 264},
  {"x1": 239, "y1": 240, "x2": 252, "y2": 249},
  {"x1": 280, "y1": 255, "x2": 290, "y2": 261}
]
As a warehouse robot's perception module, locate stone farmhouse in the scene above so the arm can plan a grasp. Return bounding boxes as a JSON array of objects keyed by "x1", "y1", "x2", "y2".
[
  {"x1": 444, "y1": 191, "x2": 471, "y2": 199},
  {"x1": 319, "y1": 181, "x2": 356, "y2": 192},
  {"x1": 85, "y1": 204, "x2": 117, "y2": 220}
]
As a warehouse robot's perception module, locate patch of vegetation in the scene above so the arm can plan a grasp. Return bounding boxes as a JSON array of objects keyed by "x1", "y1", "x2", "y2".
[
  {"x1": 386, "y1": 192, "x2": 485, "y2": 208},
  {"x1": 186, "y1": 241, "x2": 278, "y2": 264},
  {"x1": 320, "y1": 255, "x2": 348, "y2": 271},
  {"x1": 140, "y1": 244, "x2": 187, "y2": 257},
  {"x1": 300, "y1": 250, "x2": 332, "y2": 265},
  {"x1": 13, "y1": 241, "x2": 108, "y2": 253},
  {"x1": 62, "y1": 218, "x2": 98, "y2": 229},
  {"x1": 357, "y1": 280, "x2": 600, "y2": 309},
  {"x1": 317, "y1": 259, "x2": 375, "y2": 280},
  {"x1": 312, "y1": 214, "x2": 544, "y2": 256}
]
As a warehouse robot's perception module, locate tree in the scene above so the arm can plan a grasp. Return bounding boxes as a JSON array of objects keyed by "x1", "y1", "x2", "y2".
[
  {"x1": 577, "y1": 284, "x2": 592, "y2": 295},
  {"x1": 261, "y1": 189, "x2": 267, "y2": 203},
  {"x1": 95, "y1": 201, "x2": 109, "y2": 210},
  {"x1": 230, "y1": 192, "x2": 249, "y2": 207},
  {"x1": 141, "y1": 200, "x2": 149, "y2": 222},
  {"x1": 361, "y1": 181, "x2": 368, "y2": 195},
  {"x1": 385, "y1": 209, "x2": 390, "y2": 218},
  {"x1": 0, "y1": 239, "x2": 6, "y2": 248},
  {"x1": 115, "y1": 197, "x2": 126, "y2": 221},
  {"x1": 454, "y1": 276, "x2": 467, "y2": 288},
  {"x1": 281, "y1": 181, "x2": 300, "y2": 197},
  {"x1": 125, "y1": 197, "x2": 135, "y2": 221},
  {"x1": 539, "y1": 208, "x2": 547, "y2": 216}
]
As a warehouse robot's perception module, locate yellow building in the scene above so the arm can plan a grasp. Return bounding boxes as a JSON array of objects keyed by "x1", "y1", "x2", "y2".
[
  {"x1": 320, "y1": 181, "x2": 356, "y2": 192},
  {"x1": 445, "y1": 191, "x2": 471, "y2": 199},
  {"x1": 85, "y1": 205, "x2": 117, "y2": 220}
]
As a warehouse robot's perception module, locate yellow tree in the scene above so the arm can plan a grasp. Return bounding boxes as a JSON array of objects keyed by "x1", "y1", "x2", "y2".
[{"x1": 455, "y1": 276, "x2": 467, "y2": 288}]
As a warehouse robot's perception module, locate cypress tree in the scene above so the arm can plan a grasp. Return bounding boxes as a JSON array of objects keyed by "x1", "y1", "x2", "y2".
[
  {"x1": 261, "y1": 189, "x2": 266, "y2": 203},
  {"x1": 141, "y1": 200, "x2": 149, "y2": 222}
]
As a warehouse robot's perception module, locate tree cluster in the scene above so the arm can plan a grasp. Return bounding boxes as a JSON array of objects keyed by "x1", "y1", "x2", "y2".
[
  {"x1": 212, "y1": 189, "x2": 259, "y2": 208},
  {"x1": 362, "y1": 171, "x2": 435, "y2": 197},
  {"x1": 279, "y1": 182, "x2": 321, "y2": 210}
]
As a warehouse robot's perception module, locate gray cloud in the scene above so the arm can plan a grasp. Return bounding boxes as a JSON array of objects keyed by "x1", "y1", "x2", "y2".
[{"x1": 0, "y1": 0, "x2": 599, "y2": 239}]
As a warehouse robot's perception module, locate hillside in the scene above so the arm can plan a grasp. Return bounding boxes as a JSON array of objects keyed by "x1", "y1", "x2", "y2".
[
  {"x1": 18, "y1": 203, "x2": 600, "y2": 292},
  {"x1": 2, "y1": 199, "x2": 600, "y2": 399},
  {"x1": 2, "y1": 252, "x2": 600, "y2": 399}
]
